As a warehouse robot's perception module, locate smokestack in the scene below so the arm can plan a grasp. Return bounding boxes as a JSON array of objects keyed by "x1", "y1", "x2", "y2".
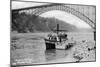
[
  {"x1": 57, "y1": 24, "x2": 59, "y2": 34},
  {"x1": 94, "y1": 31, "x2": 96, "y2": 41}
]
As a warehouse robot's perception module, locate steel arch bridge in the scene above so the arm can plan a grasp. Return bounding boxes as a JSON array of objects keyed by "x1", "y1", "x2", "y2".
[{"x1": 13, "y1": 4, "x2": 96, "y2": 31}]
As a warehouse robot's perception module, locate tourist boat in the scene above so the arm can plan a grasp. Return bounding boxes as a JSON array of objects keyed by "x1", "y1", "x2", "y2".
[{"x1": 44, "y1": 24, "x2": 75, "y2": 50}]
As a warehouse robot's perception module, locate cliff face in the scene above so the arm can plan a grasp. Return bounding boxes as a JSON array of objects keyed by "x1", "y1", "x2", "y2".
[{"x1": 12, "y1": 12, "x2": 92, "y2": 33}]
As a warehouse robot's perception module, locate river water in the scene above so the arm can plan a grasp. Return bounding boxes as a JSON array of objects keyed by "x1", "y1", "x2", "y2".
[
  {"x1": 11, "y1": 32, "x2": 94, "y2": 65},
  {"x1": 11, "y1": 39, "x2": 74, "y2": 65}
]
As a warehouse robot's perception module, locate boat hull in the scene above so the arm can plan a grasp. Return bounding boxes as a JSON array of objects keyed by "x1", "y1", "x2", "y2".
[
  {"x1": 45, "y1": 42, "x2": 56, "y2": 50},
  {"x1": 44, "y1": 39, "x2": 56, "y2": 50},
  {"x1": 44, "y1": 39, "x2": 75, "y2": 50}
]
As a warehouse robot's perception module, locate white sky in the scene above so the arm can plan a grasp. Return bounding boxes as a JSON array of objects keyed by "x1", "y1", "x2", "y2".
[
  {"x1": 12, "y1": 1, "x2": 48, "y2": 9},
  {"x1": 40, "y1": 10, "x2": 91, "y2": 29}
]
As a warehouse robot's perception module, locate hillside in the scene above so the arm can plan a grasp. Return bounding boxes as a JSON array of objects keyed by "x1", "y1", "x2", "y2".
[{"x1": 12, "y1": 12, "x2": 92, "y2": 33}]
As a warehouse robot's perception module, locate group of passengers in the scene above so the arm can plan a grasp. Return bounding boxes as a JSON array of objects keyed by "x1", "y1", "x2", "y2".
[{"x1": 47, "y1": 32, "x2": 68, "y2": 42}]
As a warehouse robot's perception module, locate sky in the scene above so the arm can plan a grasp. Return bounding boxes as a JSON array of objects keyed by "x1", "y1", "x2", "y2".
[
  {"x1": 12, "y1": 1, "x2": 48, "y2": 9},
  {"x1": 12, "y1": 1, "x2": 91, "y2": 29}
]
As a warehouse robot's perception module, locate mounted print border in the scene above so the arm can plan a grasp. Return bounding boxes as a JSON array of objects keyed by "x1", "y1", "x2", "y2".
[{"x1": 10, "y1": 0, "x2": 96, "y2": 67}]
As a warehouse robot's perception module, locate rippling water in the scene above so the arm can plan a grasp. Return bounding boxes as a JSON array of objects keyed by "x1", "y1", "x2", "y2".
[
  {"x1": 11, "y1": 32, "x2": 94, "y2": 65},
  {"x1": 11, "y1": 40, "x2": 73, "y2": 65}
]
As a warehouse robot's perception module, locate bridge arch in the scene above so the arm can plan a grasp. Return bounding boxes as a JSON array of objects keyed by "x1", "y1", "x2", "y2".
[{"x1": 31, "y1": 5, "x2": 95, "y2": 30}]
